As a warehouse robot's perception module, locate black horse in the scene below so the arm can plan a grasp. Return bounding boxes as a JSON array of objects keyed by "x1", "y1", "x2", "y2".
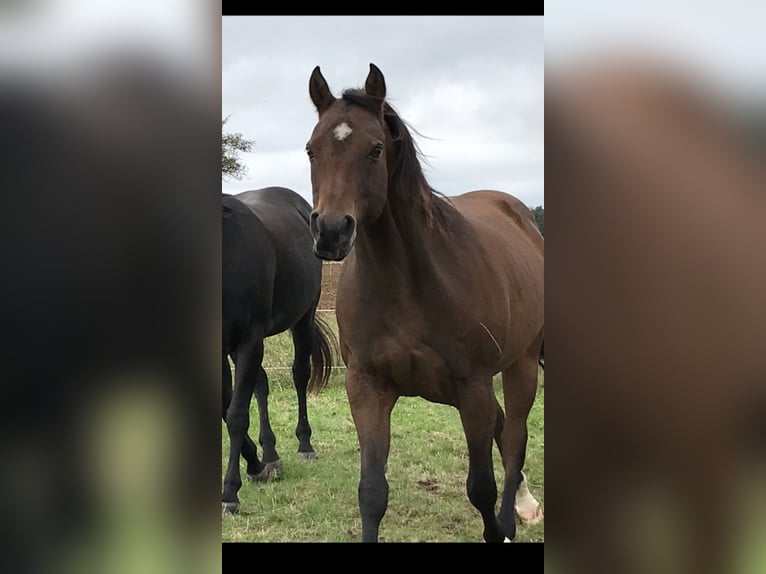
[{"x1": 222, "y1": 186, "x2": 336, "y2": 515}]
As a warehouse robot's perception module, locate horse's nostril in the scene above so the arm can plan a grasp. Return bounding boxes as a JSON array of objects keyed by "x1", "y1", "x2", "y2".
[
  {"x1": 309, "y1": 211, "x2": 320, "y2": 233},
  {"x1": 343, "y1": 215, "x2": 356, "y2": 235}
]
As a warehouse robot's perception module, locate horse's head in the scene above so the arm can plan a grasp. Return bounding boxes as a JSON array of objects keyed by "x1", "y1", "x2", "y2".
[{"x1": 306, "y1": 63, "x2": 390, "y2": 261}]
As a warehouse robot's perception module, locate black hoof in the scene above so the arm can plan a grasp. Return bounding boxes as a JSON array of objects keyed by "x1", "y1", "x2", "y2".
[
  {"x1": 484, "y1": 518, "x2": 511, "y2": 543},
  {"x1": 297, "y1": 451, "x2": 317, "y2": 461},
  {"x1": 222, "y1": 501, "x2": 240, "y2": 515},
  {"x1": 248, "y1": 459, "x2": 283, "y2": 482}
]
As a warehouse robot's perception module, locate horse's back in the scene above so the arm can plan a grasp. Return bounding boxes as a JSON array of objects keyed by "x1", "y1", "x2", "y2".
[
  {"x1": 233, "y1": 187, "x2": 315, "y2": 256},
  {"x1": 235, "y1": 186, "x2": 312, "y2": 227},
  {"x1": 451, "y1": 189, "x2": 543, "y2": 251}
]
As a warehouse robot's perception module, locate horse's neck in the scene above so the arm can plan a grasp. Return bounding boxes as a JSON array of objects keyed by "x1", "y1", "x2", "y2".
[{"x1": 353, "y1": 191, "x2": 444, "y2": 298}]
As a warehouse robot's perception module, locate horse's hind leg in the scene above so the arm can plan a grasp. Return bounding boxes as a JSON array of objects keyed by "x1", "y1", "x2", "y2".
[
  {"x1": 223, "y1": 354, "x2": 263, "y2": 479},
  {"x1": 493, "y1": 397, "x2": 505, "y2": 454},
  {"x1": 222, "y1": 339, "x2": 264, "y2": 514},
  {"x1": 491, "y1": 396, "x2": 538, "y2": 524},
  {"x1": 497, "y1": 336, "x2": 544, "y2": 540},
  {"x1": 458, "y1": 377, "x2": 506, "y2": 543},
  {"x1": 289, "y1": 310, "x2": 316, "y2": 459},
  {"x1": 251, "y1": 360, "x2": 282, "y2": 481}
]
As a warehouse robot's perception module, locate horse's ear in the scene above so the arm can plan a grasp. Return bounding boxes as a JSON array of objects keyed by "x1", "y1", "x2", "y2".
[
  {"x1": 309, "y1": 66, "x2": 336, "y2": 115},
  {"x1": 365, "y1": 63, "x2": 386, "y2": 101}
]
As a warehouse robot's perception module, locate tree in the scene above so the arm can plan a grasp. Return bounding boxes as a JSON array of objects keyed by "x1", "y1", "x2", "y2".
[
  {"x1": 222, "y1": 117, "x2": 253, "y2": 180},
  {"x1": 531, "y1": 205, "x2": 544, "y2": 236}
]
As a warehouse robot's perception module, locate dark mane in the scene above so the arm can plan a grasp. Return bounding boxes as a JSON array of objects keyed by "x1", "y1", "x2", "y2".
[{"x1": 342, "y1": 89, "x2": 457, "y2": 228}]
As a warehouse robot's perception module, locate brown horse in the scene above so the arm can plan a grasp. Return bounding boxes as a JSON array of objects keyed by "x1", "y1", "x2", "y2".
[{"x1": 306, "y1": 63, "x2": 544, "y2": 542}]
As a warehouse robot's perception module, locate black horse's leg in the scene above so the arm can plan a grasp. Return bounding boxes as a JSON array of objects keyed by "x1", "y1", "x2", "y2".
[
  {"x1": 497, "y1": 338, "x2": 543, "y2": 540},
  {"x1": 458, "y1": 376, "x2": 506, "y2": 543},
  {"x1": 222, "y1": 338, "x2": 263, "y2": 514},
  {"x1": 346, "y1": 369, "x2": 398, "y2": 542},
  {"x1": 251, "y1": 361, "x2": 282, "y2": 481},
  {"x1": 493, "y1": 397, "x2": 505, "y2": 456},
  {"x1": 290, "y1": 311, "x2": 316, "y2": 458},
  {"x1": 223, "y1": 354, "x2": 263, "y2": 478}
]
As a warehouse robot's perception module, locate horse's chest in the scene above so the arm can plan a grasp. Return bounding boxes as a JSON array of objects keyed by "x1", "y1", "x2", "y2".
[{"x1": 348, "y1": 331, "x2": 462, "y2": 402}]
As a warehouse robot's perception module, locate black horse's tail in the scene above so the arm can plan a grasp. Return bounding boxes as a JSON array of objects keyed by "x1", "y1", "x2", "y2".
[{"x1": 307, "y1": 312, "x2": 339, "y2": 394}]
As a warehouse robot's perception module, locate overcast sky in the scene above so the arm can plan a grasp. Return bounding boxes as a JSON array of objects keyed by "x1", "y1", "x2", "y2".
[
  {"x1": 545, "y1": 1, "x2": 766, "y2": 104},
  {"x1": 222, "y1": 16, "x2": 544, "y2": 208}
]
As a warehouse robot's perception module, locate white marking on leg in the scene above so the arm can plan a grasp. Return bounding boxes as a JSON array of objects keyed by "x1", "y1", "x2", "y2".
[
  {"x1": 333, "y1": 122, "x2": 352, "y2": 141},
  {"x1": 515, "y1": 471, "x2": 544, "y2": 525}
]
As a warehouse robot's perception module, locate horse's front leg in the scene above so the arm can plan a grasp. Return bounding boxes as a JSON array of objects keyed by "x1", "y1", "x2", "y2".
[
  {"x1": 222, "y1": 338, "x2": 263, "y2": 514},
  {"x1": 346, "y1": 369, "x2": 398, "y2": 542}
]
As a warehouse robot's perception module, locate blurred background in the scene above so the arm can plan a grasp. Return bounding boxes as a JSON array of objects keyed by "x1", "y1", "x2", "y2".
[
  {"x1": 545, "y1": 1, "x2": 765, "y2": 573},
  {"x1": 1, "y1": 1, "x2": 220, "y2": 573}
]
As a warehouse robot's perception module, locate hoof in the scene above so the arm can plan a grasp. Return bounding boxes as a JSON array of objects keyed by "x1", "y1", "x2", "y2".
[
  {"x1": 222, "y1": 501, "x2": 240, "y2": 515},
  {"x1": 297, "y1": 451, "x2": 317, "y2": 461},
  {"x1": 515, "y1": 474, "x2": 544, "y2": 525},
  {"x1": 504, "y1": 537, "x2": 512, "y2": 543},
  {"x1": 248, "y1": 459, "x2": 283, "y2": 482},
  {"x1": 516, "y1": 503, "x2": 544, "y2": 525}
]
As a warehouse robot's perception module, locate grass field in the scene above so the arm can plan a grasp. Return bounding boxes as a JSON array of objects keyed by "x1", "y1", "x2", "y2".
[{"x1": 222, "y1": 315, "x2": 544, "y2": 543}]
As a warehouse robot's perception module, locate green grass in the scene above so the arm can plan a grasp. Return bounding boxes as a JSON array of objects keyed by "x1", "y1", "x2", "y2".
[{"x1": 222, "y1": 322, "x2": 544, "y2": 543}]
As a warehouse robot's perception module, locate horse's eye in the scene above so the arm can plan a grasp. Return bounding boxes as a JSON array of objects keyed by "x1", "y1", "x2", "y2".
[
  {"x1": 369, "y1": 143, "x2": 383, "y2": 160},
  {"x1": 305, "y1": 144, "x2": 316, "y2": 162}
]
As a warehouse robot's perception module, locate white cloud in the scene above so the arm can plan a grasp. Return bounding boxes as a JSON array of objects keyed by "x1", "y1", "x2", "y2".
[{"x1": 223, "y1": 16, "x2": 544, "y2": 207}]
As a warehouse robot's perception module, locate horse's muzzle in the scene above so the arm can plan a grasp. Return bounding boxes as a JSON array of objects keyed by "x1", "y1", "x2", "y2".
[{"x1": 309, "y1": 211, "x2": 357, "y2": 261}]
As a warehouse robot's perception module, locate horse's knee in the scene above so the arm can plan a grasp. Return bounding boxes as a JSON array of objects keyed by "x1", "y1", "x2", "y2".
[{"x1": 225, "y1": 408, "x2": 249, "y2": 434}]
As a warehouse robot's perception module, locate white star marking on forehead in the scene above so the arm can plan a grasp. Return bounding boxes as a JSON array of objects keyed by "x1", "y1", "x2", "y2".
[{"x1": 333, "y1": 122, "x2": 353, "y2": 141}]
